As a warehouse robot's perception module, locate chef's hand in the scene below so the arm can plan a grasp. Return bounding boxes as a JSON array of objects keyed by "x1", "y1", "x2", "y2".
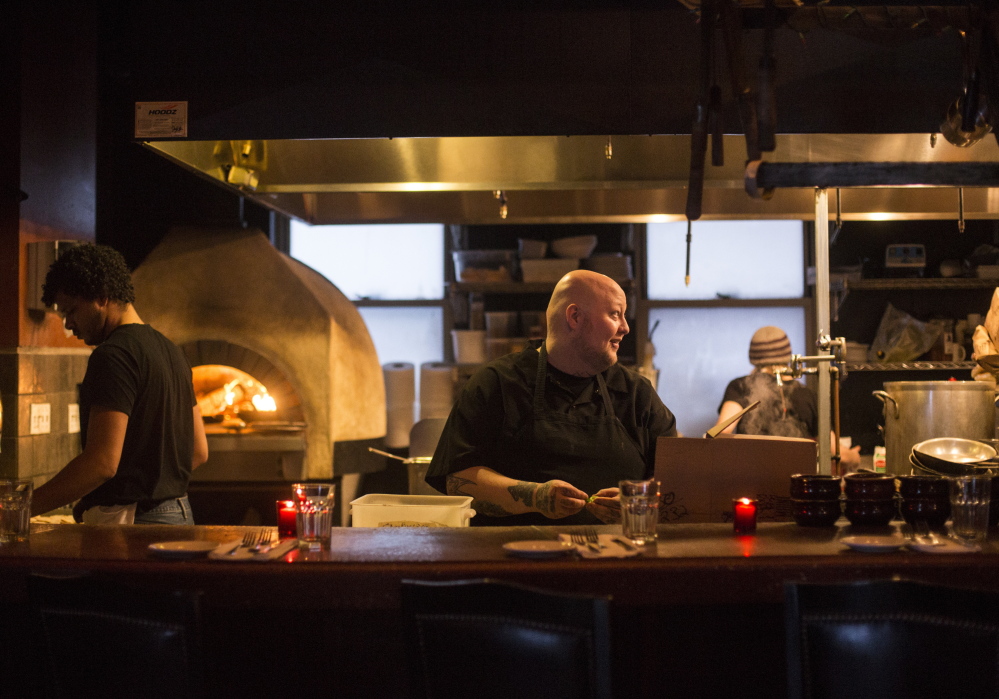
[
  {"x1": 535, "y1": 480, "x2": 588, "y2": 519},
  {"x1": 585, "y1": 487, "x2": 622, "y2": 523},
  {"x1": 840, "y1": 444, "x2": 862, "y2": 470}
]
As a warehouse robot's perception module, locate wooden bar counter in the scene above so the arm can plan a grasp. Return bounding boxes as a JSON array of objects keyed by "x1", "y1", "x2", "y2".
[{"x1": 3, "y1": 520, "x2": 998, "y2": 698}]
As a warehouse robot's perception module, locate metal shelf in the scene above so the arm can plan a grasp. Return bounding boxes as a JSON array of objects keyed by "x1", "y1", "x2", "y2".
[
  {"x1": 450, "y1": 279, "x2": 634, "y2": 294},
  {"x1": 845, "y1": 361, "x2": 977, "y2": 372},
  {"x1": 844, "y1": 278, "x2": 999, "y2": 291}
]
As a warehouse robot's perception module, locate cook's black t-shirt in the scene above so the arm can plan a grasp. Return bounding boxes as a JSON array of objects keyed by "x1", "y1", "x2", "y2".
[{"x1": 78, "y1": 324, "x2": 196, "y2": 509}]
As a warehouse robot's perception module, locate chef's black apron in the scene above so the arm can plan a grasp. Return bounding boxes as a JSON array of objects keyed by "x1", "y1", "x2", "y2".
[{"x1": 474, "y1": 345, "x2": 648, "y2": 526}]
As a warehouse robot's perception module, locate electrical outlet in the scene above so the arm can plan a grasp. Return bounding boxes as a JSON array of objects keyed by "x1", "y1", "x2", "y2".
[
  {"x1": 68, "y1": 404, "x2": 80, "y2": 434},
  {"x1": 30, "y1": 403, "x2": 51, "y2": 435}
]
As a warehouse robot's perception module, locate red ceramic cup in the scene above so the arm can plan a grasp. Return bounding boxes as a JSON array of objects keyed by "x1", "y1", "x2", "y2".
[
  {"x1": 790, "y1": 474, "x2": 842, "y2": 500},
  {"x1": 791, "y1": 499, "x2": 842, "y2": 527},
  {"x1": 844, "y1": 498, "x2": 896, "y2": 526},
  {"x1": 843, "y1": 473, "x2": 896, "y2": 500}
]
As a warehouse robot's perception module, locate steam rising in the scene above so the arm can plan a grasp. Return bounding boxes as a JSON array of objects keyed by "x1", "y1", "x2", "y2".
[{"x1": 735, "y1": 373, "x2": 811, "y2": 439}]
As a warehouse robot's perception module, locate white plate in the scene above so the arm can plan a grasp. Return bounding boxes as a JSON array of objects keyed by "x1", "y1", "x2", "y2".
[
  {"x1": 148, "y1": 540, "x2": 220, "y2": 559},
  {"x1": 502, "y1": 540, "x2": 576, "y2": 558},
  {"x1": 840, "y1": 535, "x2": 906, "y2": 553},
  {"x1": 907, "y1": 539, "x2": 980, "y2": 554}
]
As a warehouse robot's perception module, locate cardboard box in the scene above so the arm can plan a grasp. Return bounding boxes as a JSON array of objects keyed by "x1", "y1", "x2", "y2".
[{"x1": 654, "y1": 434, "x2": 817, "y2": 524}]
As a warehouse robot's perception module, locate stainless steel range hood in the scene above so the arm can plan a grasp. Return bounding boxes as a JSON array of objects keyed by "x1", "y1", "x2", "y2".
[{"x1": 144, "y1": 133, "x2": 999, "y2": 224}]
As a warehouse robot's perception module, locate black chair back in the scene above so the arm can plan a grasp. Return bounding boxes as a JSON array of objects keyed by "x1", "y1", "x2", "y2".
[
  {"x1": 786, "y1": 579, "x2": 999, "y2": 699},
  {"x1": 28, "y1": 574, "x2": 205, "y2": 699},
  {"x1": 402, "y1": 578, "x2": 612, "y2": 699}
]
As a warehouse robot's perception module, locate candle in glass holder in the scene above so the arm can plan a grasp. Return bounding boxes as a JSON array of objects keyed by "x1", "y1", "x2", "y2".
[
  {"x1": 276, "y1": 500, "x2": 297, "y2": 538},
  {"x1": 733, "y1": 497, "x2": 758, "y2": 535}
]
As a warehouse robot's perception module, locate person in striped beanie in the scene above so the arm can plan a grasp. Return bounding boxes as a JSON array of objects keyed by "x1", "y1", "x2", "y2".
[
  {"x1": 747, "y1": 325, "x2": 792, "y2": 368},
  {"x1": 712, "y1": 326, "x2": 860, "y2": 468}
]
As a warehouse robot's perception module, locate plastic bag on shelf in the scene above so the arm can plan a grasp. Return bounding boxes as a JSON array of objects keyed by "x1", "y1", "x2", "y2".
[{"x1": 868, "y1": 303, "x2": 943, "y2": 363}]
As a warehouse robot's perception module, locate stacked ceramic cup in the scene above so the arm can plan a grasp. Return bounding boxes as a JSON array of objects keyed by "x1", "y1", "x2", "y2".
[
  {"x1": 897, "y1": 475, "x2": 950, "y2": 529},
  {"x1": 789, "y1": 474, "x2": 842, "y2": 527},
  {"x1": 843, "y1": 473, "x2": 896, "y2": 526}
]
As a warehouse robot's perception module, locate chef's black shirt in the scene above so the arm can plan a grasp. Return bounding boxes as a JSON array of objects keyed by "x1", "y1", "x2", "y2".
[{"x1": 425, "y1": 341, "x2": 677, "y2": 501}]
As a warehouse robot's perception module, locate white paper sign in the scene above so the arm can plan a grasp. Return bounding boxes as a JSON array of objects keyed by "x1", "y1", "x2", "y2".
[
  {"x1": 135, "y1": 101, "x2": 188, "y2": 138},
  {"x1": 29, "y1": 403, "x2": 51, "y2": 435},
  {"x1": 68, "y1": 404, "x2": 80, "y2": 434}
]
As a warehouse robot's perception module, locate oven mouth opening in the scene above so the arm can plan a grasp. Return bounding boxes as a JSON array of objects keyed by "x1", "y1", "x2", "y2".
[{"x1": 192, "y1": 362, "x2": 306, "y2": 435}]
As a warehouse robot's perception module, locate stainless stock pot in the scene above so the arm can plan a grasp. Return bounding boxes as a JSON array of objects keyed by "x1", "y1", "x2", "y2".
[{"x1": 873, "y1": 381, "x2": 997, "y2": 476}]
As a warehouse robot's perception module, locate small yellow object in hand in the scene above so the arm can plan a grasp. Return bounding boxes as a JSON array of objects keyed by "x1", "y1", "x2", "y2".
[{"x1": 586, "y1": 494, "x2": 597, "y2": 504}]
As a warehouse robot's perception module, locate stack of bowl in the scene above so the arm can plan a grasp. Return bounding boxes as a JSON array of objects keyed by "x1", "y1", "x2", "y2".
[
  {"x1": 789, "y1": 474, "x2": 842, "y2": 527},
  {"x1": 843, "y1": 473, "x2": 896, "y2": 526},
  {"x1": 909, "y1": 438, "x2": 998, "y2": 477},
  {"x1": 897, "y1": 475, "x2": 950, "y2": 529},
  {"x1": 908, "y1": 438, "x2": 999, "y2": 529}
]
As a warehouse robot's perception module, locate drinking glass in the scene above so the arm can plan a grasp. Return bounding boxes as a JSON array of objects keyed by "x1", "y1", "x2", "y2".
[
  {"x1": 0, "y1": 479, "x2": 32, "y2": 544},
  {"x1": 949, "y1": 475, "x2": 991, "y2": 543},
  {"x1": 619, "y1": 479, "x2": 660, "y2": 546},
  {"x1": 293, "y1": 483, "x2": 335, "y2": 549}
]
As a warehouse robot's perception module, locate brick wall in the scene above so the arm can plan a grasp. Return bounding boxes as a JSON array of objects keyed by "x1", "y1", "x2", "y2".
[{"x1": 0, "y1": 348, "x2": 90, "y2": 483}]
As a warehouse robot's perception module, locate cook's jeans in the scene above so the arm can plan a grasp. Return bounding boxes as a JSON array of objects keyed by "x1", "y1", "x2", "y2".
[{"x1": 134, "y1": 494, "x2": 194, "y2": 525}]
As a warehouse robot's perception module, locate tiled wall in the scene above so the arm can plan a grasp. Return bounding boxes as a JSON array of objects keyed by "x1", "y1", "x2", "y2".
[{"x1": 0, "y1": 348, "x2": 91, "y2": 483}]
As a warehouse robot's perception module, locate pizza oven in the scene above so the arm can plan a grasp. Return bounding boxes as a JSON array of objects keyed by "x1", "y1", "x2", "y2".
[{"x1": 131, "y1": 226, "x2": 386, "y2": 523}]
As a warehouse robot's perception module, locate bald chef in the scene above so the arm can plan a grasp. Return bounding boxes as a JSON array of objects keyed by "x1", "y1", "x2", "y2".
[{"x1": 426, "y1": 270, "x2": 677, "y2": 526}]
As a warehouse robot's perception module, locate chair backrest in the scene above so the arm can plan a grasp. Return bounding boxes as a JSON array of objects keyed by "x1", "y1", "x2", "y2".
[
  {"x1": 785, "y1": 579, "x2": 999, "y2": 699},
  {"x1": 28, "y1": 574, "x2": 205, "y2": 699},
  {"x1": 401, "y1": 578, "x2": 612, "y2": 699},
  {"x1": 408, "y1": 418, "x2": 448, "y2": 495}
]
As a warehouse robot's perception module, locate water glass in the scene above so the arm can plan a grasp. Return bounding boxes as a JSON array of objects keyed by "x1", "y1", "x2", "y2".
[
  {"x1": 293, "y1": 483, "x2": 335, "y2": 549},
  {"x1": 949, "y1": 475, "x2": 991, "y2": 543},
  {"x1": 620, "y1": 479, "x2": 660, "y2": 546},
  {"x1": 0, "y1": 479, "x2": 32, "y2": 544}
]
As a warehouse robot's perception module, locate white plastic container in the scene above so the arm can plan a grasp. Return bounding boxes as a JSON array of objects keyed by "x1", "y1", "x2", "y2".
[
  {"x1": 520, "y1": 258, "x2": 579, "y2": 282},
  {"x1": 451, "y1": 329, "x2": 486, "y2": 363},
  {"x1": 349, "y1": 494, "x2": 476, "y2": 527}
]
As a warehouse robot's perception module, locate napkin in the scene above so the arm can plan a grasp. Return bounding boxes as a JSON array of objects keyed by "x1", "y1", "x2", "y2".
[
  {"x1": 907, "y1": 538, "x2": 981, "y2": 554},
  {"x1": 558, "y1": 533, "x2": 641, "y2": 559},
  {"x1": 209, "y1": 538, "x2": 299, "y2": 561}
]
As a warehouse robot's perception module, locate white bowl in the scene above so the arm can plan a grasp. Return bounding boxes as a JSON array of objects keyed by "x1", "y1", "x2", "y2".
[
  {"x1": 521, "y1": 258, "x2": 579, "y2": 283},
  {"x1": 518, "y1": 238, "x2": 548, "y2": 259},
  {"x1": 551, "y1": 235, "x2": 597, "y2": 259}
]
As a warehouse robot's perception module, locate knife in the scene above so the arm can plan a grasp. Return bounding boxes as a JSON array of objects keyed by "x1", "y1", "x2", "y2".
[
  {"x1": 705, "y1": 400, "x2": 760, "y2": 439},
  {"x1": 612, "y1": 537, "x2": 636, "y2": 552}
]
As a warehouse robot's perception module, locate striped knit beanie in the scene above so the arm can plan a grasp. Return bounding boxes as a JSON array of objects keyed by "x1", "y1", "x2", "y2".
[{"x1": 749, "y1": 326, "x2": 792, "y2": 367}]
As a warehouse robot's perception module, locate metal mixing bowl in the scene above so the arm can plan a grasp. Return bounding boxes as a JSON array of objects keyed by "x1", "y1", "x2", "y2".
[{"x1": 912, "y1": 438, "x2": 997, "y2": 474}]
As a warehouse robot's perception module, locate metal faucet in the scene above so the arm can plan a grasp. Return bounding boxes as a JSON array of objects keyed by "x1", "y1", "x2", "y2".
[{"x1": 778, "y1": 335, "x2": 848, "y2": 474}]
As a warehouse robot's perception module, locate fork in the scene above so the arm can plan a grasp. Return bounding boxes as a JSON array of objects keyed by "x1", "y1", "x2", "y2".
[
  {"x1": 571, "y1": 531, "x2": 601, "y2": 553},
  {"x1": 913, "y1": 520, "x2": 942, "y2": 546},
  {"x1": 584, "y1": 527, "x2": 606, "y2": 550},
  {"x1": 229, "y1": 530, "x2": 258, "y2": 555},
  {"x1": 251, "y1": 529, "x2": 274, "y2": 553}
]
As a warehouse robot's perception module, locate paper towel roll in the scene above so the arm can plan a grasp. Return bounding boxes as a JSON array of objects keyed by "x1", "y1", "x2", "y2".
[
  {"x1": 420, "y1": 362, "x2": 456, "y2": 419},
  {"x1": 385, "y1": 404, "x2": 416, "y2": 448},
  {"x1": 383, "y1": 362, "x2": 416, "y2": 407},
  {"x1": 420, "y1": 402, "x2": 454, "y2": 421}
]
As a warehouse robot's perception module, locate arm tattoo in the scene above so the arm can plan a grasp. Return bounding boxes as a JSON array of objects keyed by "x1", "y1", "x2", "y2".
[
  {"x1": 508, "y1": 481, "x2": 536, "y2": 507},
  {"x1": 447, "y1": 473, "x2": 514, "y2": 517},
  {"x1": 472, "y1": 500, "x2": 515, "y2": 517},
  {"x1": 533, "y1": 482, "x2": 557, "y2": 515},
  {"x1": 445, "y1": 474, "x2": 475, "y2": 497}
]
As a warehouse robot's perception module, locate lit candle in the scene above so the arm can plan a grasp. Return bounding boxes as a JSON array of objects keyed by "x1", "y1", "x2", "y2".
[
  {"x1": 276, "y1": 500, "x2": 297, "y2": 538},
  {"x1": 733, "y1": 497, "x2": 757, "y2": 535}
]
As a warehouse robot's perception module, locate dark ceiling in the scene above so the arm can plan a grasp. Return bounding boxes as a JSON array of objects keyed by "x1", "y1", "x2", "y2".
[{"x1": 109, "y1": 1, "x2": 977, "y2": 139}]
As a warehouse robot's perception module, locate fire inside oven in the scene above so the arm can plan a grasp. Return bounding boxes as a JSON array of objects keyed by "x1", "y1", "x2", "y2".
[
  {"x1": 193, "y1": 364, "x2": 291, "y2": 431},
  {"x1": 187, "y1": 362, "x2": 309, "y2": 524}
]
